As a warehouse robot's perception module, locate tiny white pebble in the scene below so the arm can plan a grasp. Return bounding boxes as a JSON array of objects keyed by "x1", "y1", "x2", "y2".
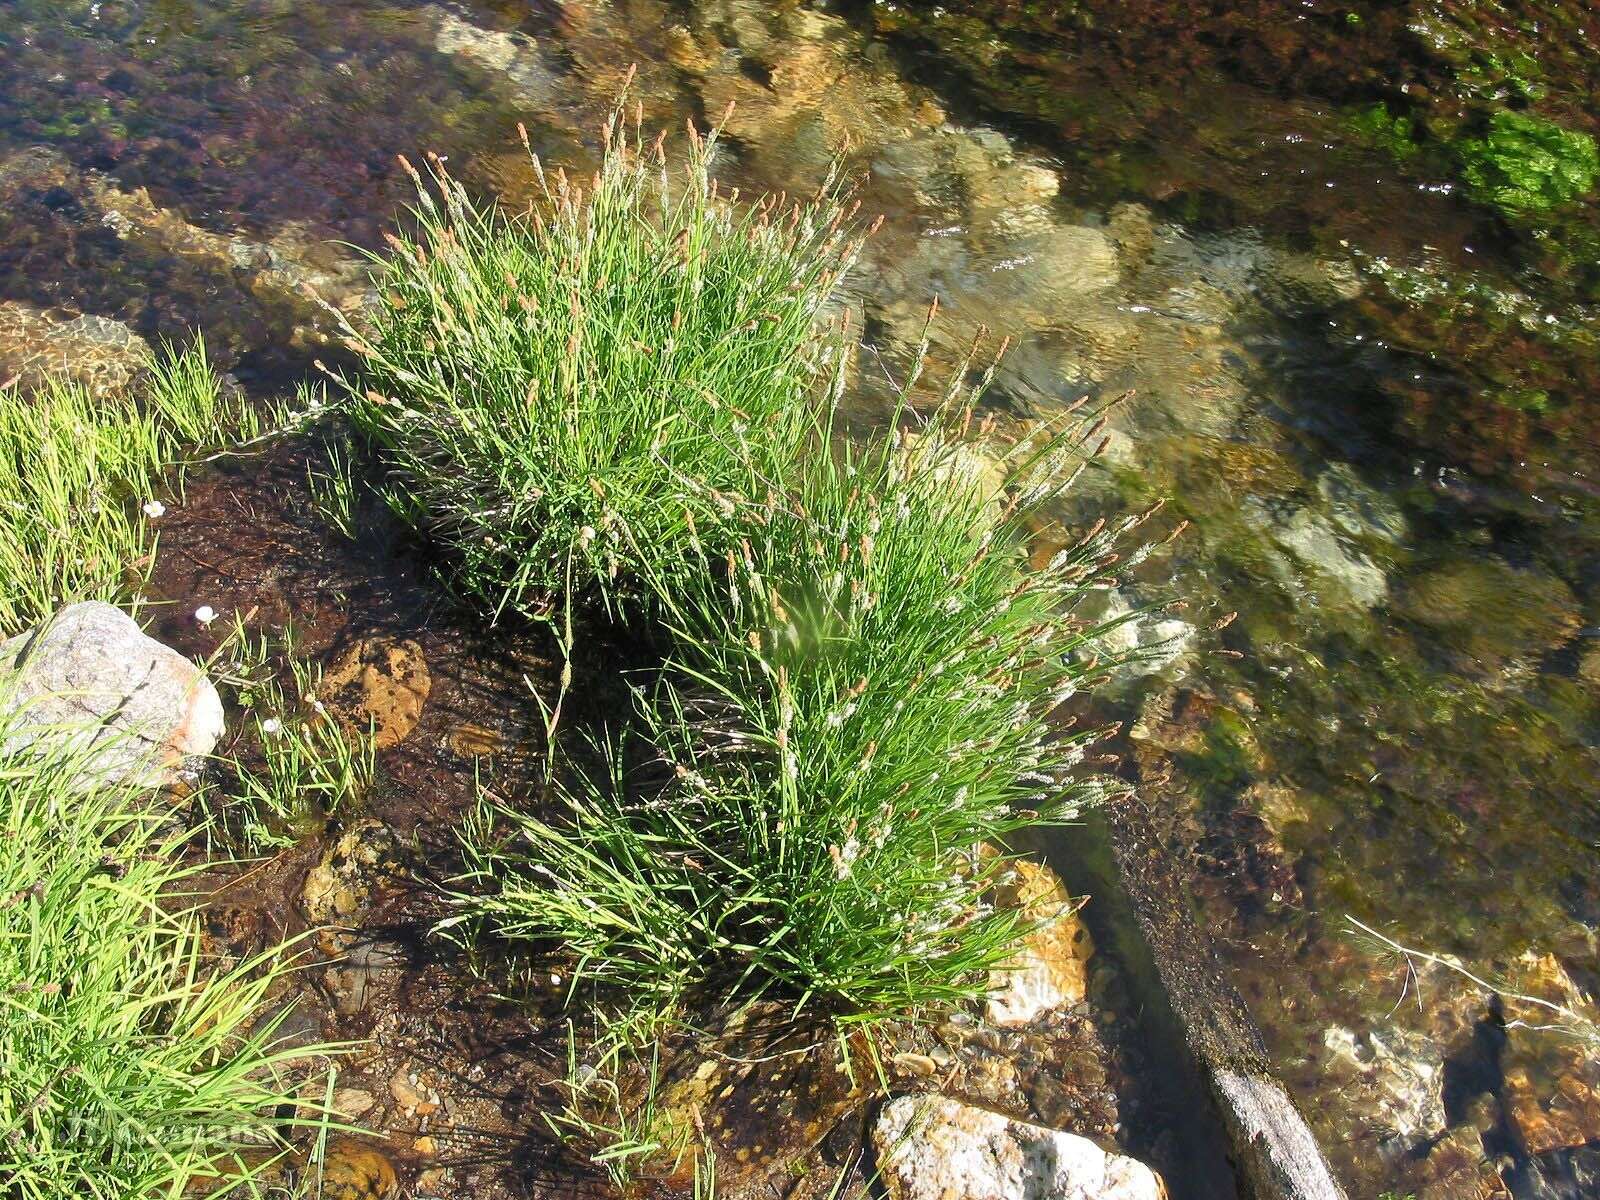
[
  {"x1": 141, "y1": 500, "x2": 166, "y2": 519},
  {"x1": 194, "y1": 605, "x2": 218, "y2": 626},
  {"x1": 550, "y1": 973, "x2": 562, "y2": 986}
]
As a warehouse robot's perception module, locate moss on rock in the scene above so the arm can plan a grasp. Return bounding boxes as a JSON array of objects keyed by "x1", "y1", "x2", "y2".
[{"x1": 1455, "y1": 109, "x2": 1599, "y2": 217}]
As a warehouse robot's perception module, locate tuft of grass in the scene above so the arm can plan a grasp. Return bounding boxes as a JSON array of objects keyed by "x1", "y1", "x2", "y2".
[
  {"x1": 544, "y1": 1024, "x2": 689, "y2": 1197},
  {"x1": 0, "y1": 339, "x2": 278, "y2": 637},
  {"x1": 145, "y1": 334, "x2": 304, "y2": 453},
  {"x1": 337, "y1": 96, "x2": 866, "y2": 621},
  {"x1": 331, "y1": 97, "x2": 1163, "y2": 1039},
  {"x1": 306, "y1": 435, "x2": 362, "y2": 542},
  {"x1": 445, "y1": 336, "x2": 1148, "y2": 1025},
  {"x1": 0, "y1": 375, "x2": 165, "y2": 636},
  {"x1": 143, "y1": 334, "x2": 236, "y2": 451},
  {"x1": 208, "y1": 618, "x2": 377, "y2": 853},
  {"x1": 0, "y1": 703, "x2": 341, "y2": 1199}
]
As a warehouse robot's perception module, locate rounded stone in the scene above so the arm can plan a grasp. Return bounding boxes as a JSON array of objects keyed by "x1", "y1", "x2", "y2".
[
  {"x1": 0, "y1": 601, "x2": 224, "y2": 792},
  {"x1": 321, "y1": 637, "x2": 430, "y2": 750},
  {"x1": 318, "y1": 1140, "x2": 398, "y2": 1200},
  {"x1": 873, "y1": 1094, "x2": 1164, "y2": 1200}
]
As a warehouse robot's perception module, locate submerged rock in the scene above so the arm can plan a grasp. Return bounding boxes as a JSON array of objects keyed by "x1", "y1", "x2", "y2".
[
  {"x1": 332, "y1": 1088, "x2": 379, "y2": 1120},
  {"x1": 873, "y1": 1094, "x2": 1164, "y2": 1200},
  {"x1": 1497, "y1": 952, "x2": 1600, "y2": 1158},
  {"x1": 0, "y1": 300, "x2": 151, "y2": 395},
  {"x1": 650, "y1": 1001, "x2": 865, "y2": 1197},
  {"x1": 1094, "y1": 591, "x2": 1197, "y2": 686},
  {"x1": 1315, "y1": 464, "x2": 1409, "y2": 545},
  {"x1": 321, "y1": 637, "x2": 430, "y2": 750},
  {"x1": 1579, "y1": 643, "x2": 1600, "y2": 688},
  {"x1": 325, "y1": 939, "x2": 407, "y2": 1017},
  {"x1": 302, "y1": 819, "x2": 402, "y2": 928},
  {"x1": 1412, "y1": 1096, "x2": 1509, "y2": 1200},
  {"x1": 0, "y1": 601, "x2": 223, "y2": 791},
  {"x1": 899, "y1": 431, "x2": 1009, "y2": 526},
  {"x1": 387, "y1": 1063, "x2": 442, "y2": 1117},
  {"x1": 1320, "y1": 1021, "x2": 1448, "y2": 1151},
  {"x1": 1393, "y1": 557, "x2": 1581, "y2": 671},
  {"x1": 1254, "y1": 251, "x2": 1366, "y2": 311},
  {"x1": 1240, "y1": 497, "x2": 1389, "y2": 611},
  {"x1": 431, "y1": 7, "x2": 557, "y2": 108},
  {"x1": 1319, "y1": 972, "x2": 1490, "y2": 1164},
  {"x1": 1502, "y1": 1061, "x2": 1600, "y2": 1160},
  {"x1": 986, "y1": 859, "x2": 1095, "y2": 1028},
  {"x1": 871, "y1": 123, "x2": 1061, "y2": 230},
  {"x1": 0, "y1": 145, "x2": 368, "y2": 359},
  {"x1": 318, "y1": 1140, "x2": 398, "y2": 1200}
]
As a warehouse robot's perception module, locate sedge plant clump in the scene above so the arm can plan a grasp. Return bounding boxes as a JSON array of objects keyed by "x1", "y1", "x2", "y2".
[
  {"x1": 345, "y1": 98, "x2": 1162, "y2": 1033},
  {"x1": 446, "y1": 331, "x2": 1155, "y2": 1026},
  {"x1": 338, "y1": 94, "x2": 867, "y2": 621}
]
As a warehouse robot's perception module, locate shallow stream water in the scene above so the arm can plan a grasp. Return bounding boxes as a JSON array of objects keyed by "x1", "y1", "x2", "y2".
[{"x1": 2, "y1": 2, "x2": 1598, "y2": 1197}]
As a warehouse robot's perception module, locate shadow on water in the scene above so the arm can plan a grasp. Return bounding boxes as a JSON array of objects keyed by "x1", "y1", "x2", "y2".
[{"x1": 1032, "y1": 818, "x2": 1242, "y2": 1200}]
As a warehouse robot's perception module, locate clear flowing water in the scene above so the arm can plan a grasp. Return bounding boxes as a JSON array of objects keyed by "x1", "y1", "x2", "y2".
[{"x1": 2, "y1": 2, "x2": 1597, "y2": 1196}]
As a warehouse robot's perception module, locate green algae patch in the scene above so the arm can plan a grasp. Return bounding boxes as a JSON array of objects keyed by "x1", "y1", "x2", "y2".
[
  {"x1": 1348, "y1": 102, "x2": 1422, "y2": 162},
  {"x1": 1455, "y1": 110, "x2": 1599, "y2": 217}
]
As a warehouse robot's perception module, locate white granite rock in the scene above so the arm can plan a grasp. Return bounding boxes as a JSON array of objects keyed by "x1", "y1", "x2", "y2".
[
  {"x1": 874, "y1": 1094, "x2": 1164, "y2": 1200},
  {"x1": 0, "y1": 602, "x2": 223, "y2": 791}
]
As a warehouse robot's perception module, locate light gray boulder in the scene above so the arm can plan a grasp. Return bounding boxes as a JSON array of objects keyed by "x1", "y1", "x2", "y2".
[
  {"x1": 0, "y1": 601, "x2": 223, "y2": 791},
  {"x1": 874, "y1": 1094, "x2": 1165, "y2": 1200}
]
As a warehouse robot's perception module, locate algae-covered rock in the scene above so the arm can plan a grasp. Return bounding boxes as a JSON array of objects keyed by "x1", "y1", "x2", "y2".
[
  {"x1": 321, "y1": 637, "x2": 430, "y2": 750},
  {"x1": 1455, "y1": 110, "x2": 1599, "y2": 218},
  {"x1": 1393, "y1": 557, "x2": 1580, "y2": 668},
  {"x1": 985, "y1": 859, "x2": 1095, "y2": 1028},
  {"x1": 302, "y1": 819, "x2": 402, "y2": 927},
  {"x1": 318, "y1": 1140, "x2": 398, "y2": 1200}
]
